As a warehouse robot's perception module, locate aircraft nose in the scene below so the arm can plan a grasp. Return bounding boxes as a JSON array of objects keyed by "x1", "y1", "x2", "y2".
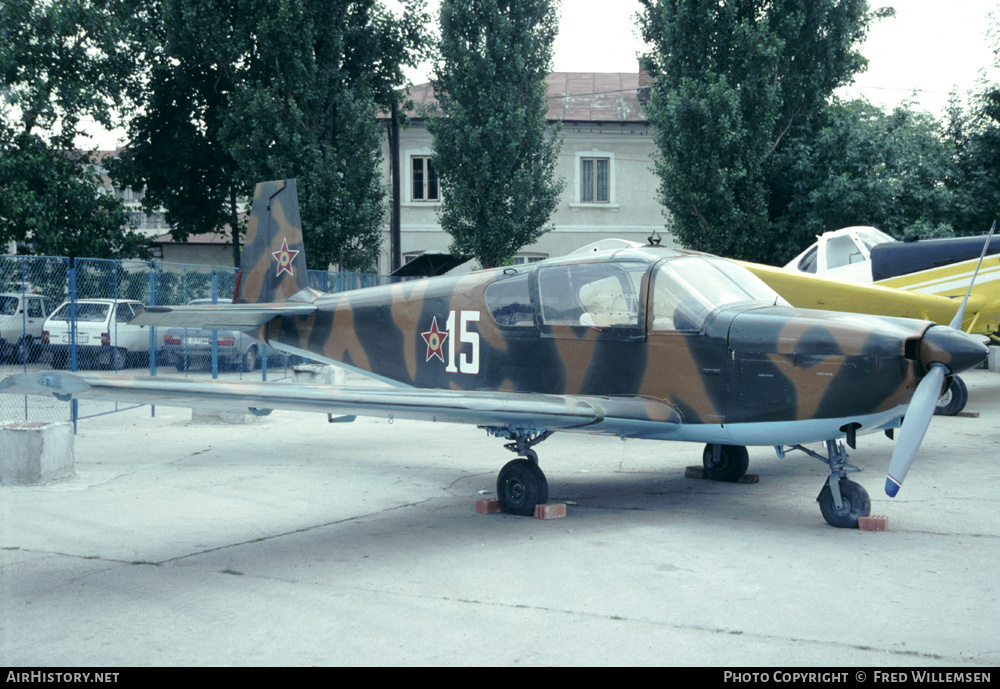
[{"x1": 919, "y1": 325, "x2": 989, "y2": 375}]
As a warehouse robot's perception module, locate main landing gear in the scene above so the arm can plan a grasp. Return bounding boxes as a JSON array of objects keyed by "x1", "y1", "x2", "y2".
[
  {"x1": 485, "y1": 428, "x2": 553, "y2": 515},
  {"x1": 776, "y1": 440, "x2": 871, "y2": 528}
]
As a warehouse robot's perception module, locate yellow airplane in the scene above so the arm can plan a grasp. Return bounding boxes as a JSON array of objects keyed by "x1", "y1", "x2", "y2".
[{"x1": 743, "y1": 224, "x2": 998, "y2": 415}]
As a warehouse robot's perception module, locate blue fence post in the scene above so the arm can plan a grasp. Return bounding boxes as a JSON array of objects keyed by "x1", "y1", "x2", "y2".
[
  {"x1": 69, "y1": 261, "x2": 78, "y2": 432},
  {"x1": 149, "y1": 265, "x2": 157, "y2": 419},
  {"x1": 211, "y1": 271, "x2": 218, "y2": 379}
]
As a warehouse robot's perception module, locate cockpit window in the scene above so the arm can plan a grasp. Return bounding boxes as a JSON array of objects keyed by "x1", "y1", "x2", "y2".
[
  {"x1": 537, "y1": 262, "x2": 642, "y2": 327},
  {"x1": 652, "y1": 256, "x2": 786, "y2": 331},
  {"x1": 485, "y1": 273, "x2": 535, "y2": 327}
]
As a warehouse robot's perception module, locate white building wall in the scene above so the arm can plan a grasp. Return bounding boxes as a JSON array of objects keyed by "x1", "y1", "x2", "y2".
[{"x1": 379, "y1": 119, "x2": 674, "y2": 272}]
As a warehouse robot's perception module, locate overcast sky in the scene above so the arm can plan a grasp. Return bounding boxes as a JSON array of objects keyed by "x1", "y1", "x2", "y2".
[{"x1": 86, "y1": 0, "x2": 999, "y2": 149}]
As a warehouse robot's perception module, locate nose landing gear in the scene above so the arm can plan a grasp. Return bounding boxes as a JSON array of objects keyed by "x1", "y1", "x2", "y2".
[{"x1": 777, "y1": 439, "x2": 872, "y2": 528}]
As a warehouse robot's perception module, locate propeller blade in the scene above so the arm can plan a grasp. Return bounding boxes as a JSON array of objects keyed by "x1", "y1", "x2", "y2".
[
  {"x1": 948, "y1": 219, "x2": 995, "y2": 330},
  {"x1": 885, "y1": 362, "x2": 947, "y2": 497}
]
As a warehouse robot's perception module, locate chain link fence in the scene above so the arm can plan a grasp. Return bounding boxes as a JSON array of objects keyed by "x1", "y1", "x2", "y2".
[{"x1": 0, "y1": 254, "x2": 393, "y2": 427}]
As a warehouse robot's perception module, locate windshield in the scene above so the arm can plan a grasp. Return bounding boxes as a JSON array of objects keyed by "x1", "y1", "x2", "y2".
[
  {"x1": 856, "y1": 227, "x2": 895, "y2": 250},
  {"x1": 652, "y1": 257, "x2": 786, "y2": 331},
  {"x1": 50, "y1": 302, "x2": 111, "y2": 322},
  {"x1": 0, "y1": 296, "x2": 17, "y2": 316}
]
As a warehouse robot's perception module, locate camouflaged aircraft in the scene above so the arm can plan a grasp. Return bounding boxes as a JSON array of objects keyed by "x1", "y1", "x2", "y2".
[{"x1": 0, "y1": 180, "x2": 989, "y2": 528}]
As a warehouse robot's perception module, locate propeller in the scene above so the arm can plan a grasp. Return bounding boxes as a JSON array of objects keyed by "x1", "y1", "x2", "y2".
[{"x1": 885, "y1": 221, "x2": 995, "y2": 497}]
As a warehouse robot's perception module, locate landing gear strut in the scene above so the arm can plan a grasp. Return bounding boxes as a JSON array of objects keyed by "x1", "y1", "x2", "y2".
[
  {"x1": 483, "y1": 427, "x2": 552, "y2": 515},
  {"x1": 777, "y1": 439, "x2": 871, "y2": 528}
]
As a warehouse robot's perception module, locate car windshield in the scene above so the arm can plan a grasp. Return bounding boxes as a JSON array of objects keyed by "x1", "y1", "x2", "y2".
[
  {"x1": 0, "y1": 296, "x2": 17, "y2": 315},
  {"x1": 652, "y1": 256, "x2": 786, "y2": 331},
  {"x1": 50, "y1": 302, "x2": 111, "y2": 322}
]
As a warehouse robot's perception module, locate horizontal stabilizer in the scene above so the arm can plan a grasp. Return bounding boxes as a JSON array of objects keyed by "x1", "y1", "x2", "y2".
[{"x1": 130, "y1": 302, "x2": 317, "y2": 330}]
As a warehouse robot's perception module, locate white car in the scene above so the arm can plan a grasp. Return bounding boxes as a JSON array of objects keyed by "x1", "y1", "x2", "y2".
[
  {"x1": 0, "y1": 292, "x2": 57, "y2": 363},
  {"x1": 43, "y1": 299, "x2": 154, "y2": 369}
]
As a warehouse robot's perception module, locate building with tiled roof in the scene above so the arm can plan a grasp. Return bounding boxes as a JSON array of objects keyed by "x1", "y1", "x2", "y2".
[{"x1": 379, "y1": 71, "x2": 671, "y2": 272}]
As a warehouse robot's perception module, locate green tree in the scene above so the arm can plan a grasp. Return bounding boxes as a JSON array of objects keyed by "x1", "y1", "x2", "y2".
[
  {"x1": 948, "y1": 12, "x2": 1000, "y2": 236},
  {"x1": 109, "y1": 0, "x2": 249, "y2": 267},
  {"x1": 0, "y1": 0, "x2": 147, "y2": 258},
  {"x1": 427, "y1": 0, "x2": 564, "y2": 269},
  {"x1": 113, "y1": 0, "x2": 428, "y2": 271},
  {"x1": 768, "y1": 99, "x2": 963, "y2": 259},
  {"x1": 638, "y1": 0, "x2": 888, "y2": 264}
]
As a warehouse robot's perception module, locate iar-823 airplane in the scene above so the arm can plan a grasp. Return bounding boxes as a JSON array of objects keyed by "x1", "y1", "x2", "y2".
[{"x1": 0, "y1": 180, "x2": 988, "y2": 527}]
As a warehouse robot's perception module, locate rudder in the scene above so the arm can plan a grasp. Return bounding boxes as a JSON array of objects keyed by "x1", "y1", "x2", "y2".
[{"x1": 235, "y1": 179, "x2": 309, "y2": 304}]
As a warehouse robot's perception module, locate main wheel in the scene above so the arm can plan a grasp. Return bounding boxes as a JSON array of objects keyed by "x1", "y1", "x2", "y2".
[
  {"x1": 934, "y1": 375, "x2": 968, "y2": 416},
  {"x1": 702, "y1": 444, "x2": 749, "y2": 482},
  {"x1": 496, "y1": 458, "x2": 548, "y2": 516},
  {"x1": 817, "y1": 479, "x2": 871, "y2": 528}
]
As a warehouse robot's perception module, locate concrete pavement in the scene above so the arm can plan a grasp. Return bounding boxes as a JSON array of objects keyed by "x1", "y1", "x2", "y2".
[{"x1": 2, "y1": 369, "x2": 999, "y2": 666}]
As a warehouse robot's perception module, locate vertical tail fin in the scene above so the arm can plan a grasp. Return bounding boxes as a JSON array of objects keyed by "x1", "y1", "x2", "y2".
[{"x1": 235, "y1": 179, "x2": 309, "y2": 304}]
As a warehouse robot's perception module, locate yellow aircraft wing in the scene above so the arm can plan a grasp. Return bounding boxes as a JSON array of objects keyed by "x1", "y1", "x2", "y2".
[{"x1": 741, "y1": 261, "x2": 991, "y2": 334}]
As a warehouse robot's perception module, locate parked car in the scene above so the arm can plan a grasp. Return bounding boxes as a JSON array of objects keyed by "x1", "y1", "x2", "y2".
[
  {"x1": 161, "y1": 299, "x2": 265, "y2": 372},
  {"x1": 43, "y1": 299, "x2": 154, "y2": 369},
  {"x1": 0, "y1": 292, "x2": 56, "y2": 363}
]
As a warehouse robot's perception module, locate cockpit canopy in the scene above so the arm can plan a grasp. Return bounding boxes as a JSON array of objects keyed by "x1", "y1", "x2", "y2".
[{"x1": 485, "y1": 249, "x2": 788, "y2": 333}]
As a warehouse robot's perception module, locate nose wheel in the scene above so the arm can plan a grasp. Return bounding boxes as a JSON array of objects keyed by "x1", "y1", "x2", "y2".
[{"x1": 777, "y1": 439, "x2": 872, "y2": 528}]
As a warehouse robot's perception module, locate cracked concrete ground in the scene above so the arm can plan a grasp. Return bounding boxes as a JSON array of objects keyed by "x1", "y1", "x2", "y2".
[{"x1": 1, "y1": 369, "x2": 999, "y2": 666}]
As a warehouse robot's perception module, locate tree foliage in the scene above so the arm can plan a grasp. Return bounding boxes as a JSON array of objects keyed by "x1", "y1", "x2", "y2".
[
  {"x1": 0, "y1": 0, "x2": 147, "y2": 258},
  {"x1": 638, "y1": 0, "x2": 887, "y2": 263},
  {"x1": 112, "y1": 0, "x2": 428, "y2": 271},
  {"x1": 427, "y1": 0, "x2": 564, "y2": 269},
  {"x1": 768, "y1": 99, "x2": 964, "y2": 257}
]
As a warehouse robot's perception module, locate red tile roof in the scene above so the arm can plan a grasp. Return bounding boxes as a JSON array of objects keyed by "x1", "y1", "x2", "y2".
[{"x1": 404, "y1": 72, "x2": 647, "y2": 123}]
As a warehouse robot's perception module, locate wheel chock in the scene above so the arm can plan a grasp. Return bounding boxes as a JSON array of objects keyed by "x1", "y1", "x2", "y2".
[
  {"x1": 685, "y1": 466, "x2": 759, "y2": 483},
  {"x1": 533, "y1": 503, "x2": 566, "y2": 520},
  {"x1": 475, "y1": 497, "x2": 501, "y2": 514},
  {"x1": 858, "y1": 515, "x2": 889, "y2": 531}
]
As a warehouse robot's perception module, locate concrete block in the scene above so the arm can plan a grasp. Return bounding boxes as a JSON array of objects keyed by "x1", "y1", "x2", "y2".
[
  {"x1": 534, "y1": 503, "x2": 566, "y2": 520},
  {"x1": 191, "y1": 409, "x2": 263, "y2": 425},
  {"x1": 291, "y1": 364, "x2": 345, "y2": 386},
  {"x1": 475, "y1": 497, "x2": 500, "y2": 514},
  {"x1": 0, "y1": 422, "x2": 74, "y2": 484},
  {"x1": 859, "y1": 515, "x2": 889, "y2": 531}
]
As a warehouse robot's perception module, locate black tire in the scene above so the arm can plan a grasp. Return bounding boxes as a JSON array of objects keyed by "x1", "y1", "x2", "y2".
[
  {"x1": 242, "y1": 346, "x2": 258, "y2": 373},
  {"x1": 934, "y1": 375, "x2": 968, "y2": 416},
  {"x1": 817, "y1": 479, "x2": 871, "y2": 528},
  {"x1": 702, "y1": 444, "x2": 749, "y2": 482},
  {"x1": 496, "y1": 458, "x2": 548, "y2": 516}
]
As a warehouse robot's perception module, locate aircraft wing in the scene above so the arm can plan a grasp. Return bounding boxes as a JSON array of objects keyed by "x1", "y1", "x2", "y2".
[
  {"x1": 131, "y1": 303, "x2": 317, "y2": 330},
  {"x1": 741, "y1": 261, "x2": 978, "y2": 327},
  {"x1": 0, "y1": 371, "x2": 667, "y2": 432}
]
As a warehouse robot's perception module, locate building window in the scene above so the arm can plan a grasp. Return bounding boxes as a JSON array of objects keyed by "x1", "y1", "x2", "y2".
[
  {"x1": 412, "y1": 156, "x2": 439, "y2": 201},
  {"x1": 580, "y1": 157, "x2": 610, "y2": 203},
  {"x1": 511, "y1": 254, "x2": 547, "y2": 265}
]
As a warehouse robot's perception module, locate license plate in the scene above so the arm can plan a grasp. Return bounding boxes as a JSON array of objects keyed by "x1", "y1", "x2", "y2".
[
  {"x1": 186, "y1": 337, "x2": 211, "y2": 345},
  {"x1": 62, "y1": 334, "x2": 89, "y2": 344}
]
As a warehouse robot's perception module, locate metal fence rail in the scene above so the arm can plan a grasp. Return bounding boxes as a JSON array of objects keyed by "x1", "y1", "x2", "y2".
[{"x1": 0, "y1": 255, "x2": 390, "y2": 426}]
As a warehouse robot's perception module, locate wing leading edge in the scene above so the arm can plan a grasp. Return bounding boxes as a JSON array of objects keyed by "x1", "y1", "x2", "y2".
[{"x1": 0, "y1": 371, "x2": 660, "y2": 432}]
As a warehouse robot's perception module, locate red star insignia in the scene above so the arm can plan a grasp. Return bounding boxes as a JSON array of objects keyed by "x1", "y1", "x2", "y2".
[
  {"x1": 272, "y1": 238, "x2": 299, "y2": 277},
  {"x1": 421, "y1": 316, "x2": 449, "y2": 363}
]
